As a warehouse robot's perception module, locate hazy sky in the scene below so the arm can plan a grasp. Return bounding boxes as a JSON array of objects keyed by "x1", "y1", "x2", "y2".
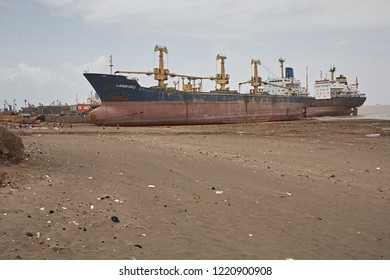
[{"x1": 1, "y1": 0, "x2": 390, "y2": 107}]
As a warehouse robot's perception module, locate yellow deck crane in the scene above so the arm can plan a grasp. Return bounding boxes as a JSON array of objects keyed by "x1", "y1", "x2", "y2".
[
  {"x1": 215, "y1": 54, "x2": 230, "y2": 91},
  {"x1": 153, "y1": 45, "x2": 169, "y2": 87},
  {"x1": 239, "y1": 59, "x2": 294, "y2": 95},
  {"x1": 115, "y1": 45, "x2": 217, "y2": 92},
  {"x1": 238, "y1": 59, "x2": 262, "y2": 93},
  {"x1": 115, "y1": 45, "x2": 169, "y2": 87}
]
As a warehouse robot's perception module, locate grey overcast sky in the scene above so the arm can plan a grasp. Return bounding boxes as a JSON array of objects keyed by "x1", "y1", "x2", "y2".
[{"x1": 1, "y1": 0, "x2": 390, "y2": 107}]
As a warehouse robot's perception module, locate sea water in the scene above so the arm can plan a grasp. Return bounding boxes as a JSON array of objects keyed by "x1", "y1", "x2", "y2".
[
  {"x1": 358, "y1": 105, "x2": 390, "y2": 120},
  {"x1": 310, "y1": 104, "x2": 390, "y2": 122}
]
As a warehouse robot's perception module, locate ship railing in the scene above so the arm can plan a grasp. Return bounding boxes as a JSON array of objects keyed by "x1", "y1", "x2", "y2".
[{"x1": 330, "y1": 92, "x2": 361, "y2": 98}]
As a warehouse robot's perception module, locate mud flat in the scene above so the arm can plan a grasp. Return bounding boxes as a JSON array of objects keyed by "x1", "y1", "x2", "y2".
[{"x1": 1, "y1": 118, "x2": 389, "y2": 260}]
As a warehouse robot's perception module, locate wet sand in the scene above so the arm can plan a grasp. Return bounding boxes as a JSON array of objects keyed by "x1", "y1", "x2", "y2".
[{"x1": 1, "y1": 118, "x2": 389, "y2": 260}]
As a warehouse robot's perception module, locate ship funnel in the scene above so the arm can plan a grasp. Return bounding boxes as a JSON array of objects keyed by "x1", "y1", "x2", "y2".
[{"x1": 285, "y1": 67, "x2": 294, "y2": 79}]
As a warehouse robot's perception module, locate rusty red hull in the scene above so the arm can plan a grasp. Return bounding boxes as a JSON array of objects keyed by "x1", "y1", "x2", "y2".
[
  {"x1": 306, "y1": 106, "x2": 357, "y2": 117},
  {"x1": 306, "y1": 96, "x2": 366, "y2": 117},
  {"x1": 90, "y1": 102, "x2": 307, "y2": 126}
]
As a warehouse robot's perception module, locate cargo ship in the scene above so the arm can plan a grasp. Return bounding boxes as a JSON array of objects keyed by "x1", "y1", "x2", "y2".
[
  {"x1": 306, "y1": 66, "x2": 366, "y2": 117},
  {"x1": 83, "y1": 46, "x2": 313, "y2": 126}
]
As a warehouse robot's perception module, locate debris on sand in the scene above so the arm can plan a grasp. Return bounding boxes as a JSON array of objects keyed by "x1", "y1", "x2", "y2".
[{"x1": 37, "y1": 238, "x2": 45, "y2": 245}]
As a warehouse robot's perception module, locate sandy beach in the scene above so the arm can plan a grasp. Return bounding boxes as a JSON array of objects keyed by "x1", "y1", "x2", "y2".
[{"x1": 1, "y1": 118, "x2": 389, "y2": 260}]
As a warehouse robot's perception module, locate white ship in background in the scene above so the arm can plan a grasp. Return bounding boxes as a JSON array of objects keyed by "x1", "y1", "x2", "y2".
[
  {"x1": 260, "y1": 60, "x2": 366, "y2": 117},
  {"x1": 306, "y1": 66, "x2": 366, "y2": 117}
]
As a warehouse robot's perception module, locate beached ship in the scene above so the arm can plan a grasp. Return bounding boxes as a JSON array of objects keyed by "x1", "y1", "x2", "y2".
[
  {"x1": 261, "y1": 62, "x2": 367, "y2": 117},
  {"x1": 83, "y1": 46, "x2": 313, "y2": 126},
  {"x1": 306, "y1": 66, "x2": 366, "y2": 117}
]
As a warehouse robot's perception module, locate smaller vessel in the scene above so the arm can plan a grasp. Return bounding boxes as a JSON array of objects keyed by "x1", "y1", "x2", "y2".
[{"x1": 306, "y1": 66, "x2": 366, "y2": 117}]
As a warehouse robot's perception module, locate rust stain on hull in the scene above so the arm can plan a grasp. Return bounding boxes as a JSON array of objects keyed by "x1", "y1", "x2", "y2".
[{"x1": 90, "y1": 102, "x2": 306, "y2": 126}]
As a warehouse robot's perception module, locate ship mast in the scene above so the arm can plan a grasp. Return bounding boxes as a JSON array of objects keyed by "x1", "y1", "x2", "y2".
[
  {"x1": 109, "y1": 55, "x2": 113, "y2": 74},
  {"x1": 330, "y1": 66, "x2": 336, "y2": 81},
  {"x1": 216, "y1": 54, "x2": 230, "y2": 91},
  {"x1": 279, "y1": 58, "x2": 285, "y2": 79},
  {"x1": 306, "y1": 66, "x2": 308, "y2": 93}
]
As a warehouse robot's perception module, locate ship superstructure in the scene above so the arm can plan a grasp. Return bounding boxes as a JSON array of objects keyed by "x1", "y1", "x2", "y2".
[
  {"x1": 306, "y1": 66, "x2": 366, "y2": 117},
  {"x1": 261, "y1": 58, "x2": 309, "y2": 97},
  {"x1": 314, "y1": 66, "x2": 364, "y2": 99}
]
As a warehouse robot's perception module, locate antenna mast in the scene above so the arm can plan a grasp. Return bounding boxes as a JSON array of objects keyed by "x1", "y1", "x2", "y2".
[
  {"x1": 306, "y1": 66, "x2": 308, "y2": 93},
  {"x1": 279, "y1": 58, "x2": 285, "y2": 79},
  {"x1": 109, "y1": 55, "x2": 113, "y2": 74}
]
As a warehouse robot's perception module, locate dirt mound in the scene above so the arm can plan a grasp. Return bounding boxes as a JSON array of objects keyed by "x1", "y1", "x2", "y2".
[{"x1": 0, "y1": 126, "x2": 24, "y2": 163}]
